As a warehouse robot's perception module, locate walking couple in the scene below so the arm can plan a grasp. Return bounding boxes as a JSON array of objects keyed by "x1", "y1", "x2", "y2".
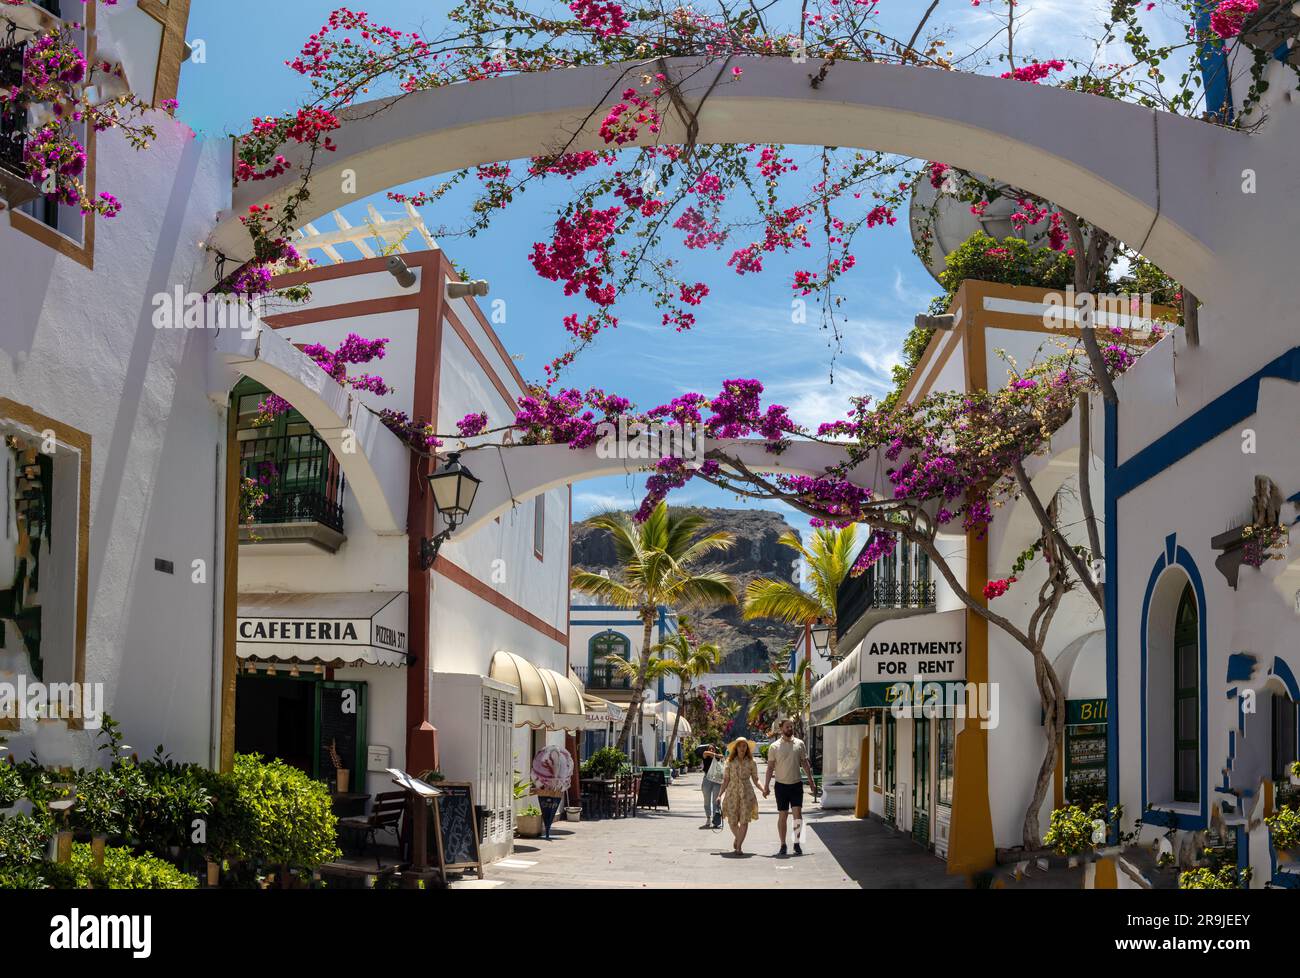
[{"x1": 696, "y1": 718, "x2": 816, "y2": 856}]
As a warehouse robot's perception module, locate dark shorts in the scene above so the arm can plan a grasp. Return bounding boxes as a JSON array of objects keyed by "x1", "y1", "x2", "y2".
[{"x1": 774, "y1": 781, "x2": 803, "y2": 812}]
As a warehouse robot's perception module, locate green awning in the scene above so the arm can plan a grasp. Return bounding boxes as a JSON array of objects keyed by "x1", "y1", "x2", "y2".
[{"x1": 813, "y1": 681, "x2": 974, "y2": 726}]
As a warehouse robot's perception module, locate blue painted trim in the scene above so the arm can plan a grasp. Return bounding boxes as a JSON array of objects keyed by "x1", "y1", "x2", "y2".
[
  {"x1": 1226, "y1": 652, "x2": 1256, "y2": 683},
  {"x1": 1194, "y1": 2, "x2": 1233, "y2": 123},
  {"x1": 1116, "y1": 348, "x2": 1300, "y2": 497},
  {"x1": 1237, "y1": 826, "x2": 1249, "y2": 874},
  {"x1": 1271, "y1": 656, "x2": 1300, "y2": 702},
  {"x1": 1104, "y1": 399, "x2": 1120, "y2": 824},
  {"x1": 1138, "y1": 535, "x2": 1210, "y2": 831}
]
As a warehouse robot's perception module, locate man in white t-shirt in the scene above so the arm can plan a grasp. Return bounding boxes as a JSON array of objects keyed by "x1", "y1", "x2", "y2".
[{"x1": 762, "y1": 717, "x2": 816, "y2": 856}]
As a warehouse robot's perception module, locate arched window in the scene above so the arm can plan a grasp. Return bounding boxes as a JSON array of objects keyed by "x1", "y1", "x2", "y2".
[
  {"x1": 1173, "y1": 583, "x2": 1199, "y2": 803},
  {"x1": 588, "y1": 631, "x2": 631, "y2": 690}
]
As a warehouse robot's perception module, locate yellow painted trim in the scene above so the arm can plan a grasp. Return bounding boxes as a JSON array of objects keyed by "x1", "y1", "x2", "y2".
[
  {"x1": 0, "y1": 399, "x2": 91, "y2": 731},
  {"x1": 946, "y1": 293, "x2": 996, "y2": 876},
  {"x1": 855, "y1": 732, "x2": 872, "y2": 818},
  {"x1": 1093, "y1": 857, "x2": 1118, "y2": 889},
  {"x1": 219, "y1": 405, "x2": 239, "y2": 772},
  {"x1": 138, "y1": 0, "x2": 193, "y2": 109}
]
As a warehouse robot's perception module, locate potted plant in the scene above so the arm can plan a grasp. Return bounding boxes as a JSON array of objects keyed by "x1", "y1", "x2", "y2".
[{"x1": 516, "y1": 805, "x2": 543, "y2": 838}]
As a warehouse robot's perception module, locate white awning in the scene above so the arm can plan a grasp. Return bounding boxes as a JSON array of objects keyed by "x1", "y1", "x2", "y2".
[
  {"x1": 237, "y1": 592, "x2": 409, "y2": 667},
  {"x1": 540, "y1": 668, "x2": 586, "y2": 731},
  {"x1": 583, "y1": 692, "x2": 624, "y2": 729},
  {"x1": 490, "y1": 651, "x2": 555, "y2": 729},
  {"x1": 654, "y1": 702, "x2": 692, "y2": 738}
]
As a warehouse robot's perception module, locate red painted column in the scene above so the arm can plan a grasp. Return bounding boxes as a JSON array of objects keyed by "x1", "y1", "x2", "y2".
[{"x1": 405, "y1": 253, "x2": 445, "y2": 776}]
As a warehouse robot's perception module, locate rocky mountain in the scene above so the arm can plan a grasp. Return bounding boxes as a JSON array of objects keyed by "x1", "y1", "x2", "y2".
[{"x1": 570, "y1": 506, "x2": 803, "y2": 673}]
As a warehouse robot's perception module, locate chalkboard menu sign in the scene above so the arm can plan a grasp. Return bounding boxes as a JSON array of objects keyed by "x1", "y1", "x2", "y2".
[{"x1": 430, "y1": 781, "x2": 483, "y2": 877}]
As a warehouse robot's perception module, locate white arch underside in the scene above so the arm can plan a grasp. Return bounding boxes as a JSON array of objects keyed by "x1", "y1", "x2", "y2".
[{"x1": 214, "y1": 57, "x2": 1245, "y2": 305}]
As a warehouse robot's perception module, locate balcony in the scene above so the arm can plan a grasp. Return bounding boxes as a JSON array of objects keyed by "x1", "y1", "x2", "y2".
[
  {"x1": 0, "y1": 37, "x2": 40, "y2": 209},
  {"x1": 239, "y1": 430, "x2": 346, "y2": 554},
  {"x1": 837, "y1": 572, "x2": 936, "y2": 642},
  {"x1": 572, "y1": 663, "x2": 632, "y2": 692}
]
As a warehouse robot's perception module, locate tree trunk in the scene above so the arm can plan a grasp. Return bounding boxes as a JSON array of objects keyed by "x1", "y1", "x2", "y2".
[
  {"x1": 1021, "y1": 649, "x2": 1066, "y2": 849},
  {"x1": 616, "y1": 609, "x2": 656, "y2": 753}
]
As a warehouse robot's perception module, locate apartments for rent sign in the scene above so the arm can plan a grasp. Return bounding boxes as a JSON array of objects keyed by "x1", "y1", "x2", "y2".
[
  {"x1": 812, "y1": 609, "x2": 967, "y2": 724},
  {"x1": 860, "y1": 609, "x2": 965, "y2": 679}
]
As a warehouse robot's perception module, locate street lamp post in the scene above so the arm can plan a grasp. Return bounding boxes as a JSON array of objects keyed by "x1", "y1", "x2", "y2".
[{"x1": 419, "y1": 452, "x2": 481, "y2": 570}]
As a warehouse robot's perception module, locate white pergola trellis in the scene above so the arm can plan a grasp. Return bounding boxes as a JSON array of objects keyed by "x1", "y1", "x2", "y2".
[{"x1": 295, "y1": 201, "x2": 438, "y2": 264}]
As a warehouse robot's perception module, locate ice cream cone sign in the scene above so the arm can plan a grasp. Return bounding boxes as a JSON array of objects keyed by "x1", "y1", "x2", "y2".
[{"x1": 531, "y1": 744, "x2": 574, "y2": 795}]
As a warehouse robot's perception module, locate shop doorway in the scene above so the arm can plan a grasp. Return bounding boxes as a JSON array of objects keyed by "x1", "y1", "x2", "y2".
[
  {"x1": 913, "y1": 715, "x2": 931, "y2": 847},
  {"x1": 236, "y1": 675, "x2": 315, "y2": 774},
  {"x1": 235, "y1": 674, "x2": 368, "y2": 791}
]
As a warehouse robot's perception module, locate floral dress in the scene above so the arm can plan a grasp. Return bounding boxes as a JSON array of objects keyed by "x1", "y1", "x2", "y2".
[{"x1": 720, "y1": 757, "x2": 759, "y2": 827}]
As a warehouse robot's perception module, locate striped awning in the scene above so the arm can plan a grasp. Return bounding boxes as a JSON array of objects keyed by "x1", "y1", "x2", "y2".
[
  {"x1": 540, "y1": 668, "x2": 586, "y2": 731},
  {"x1": 490, "y1": 651, "x2": 554, "y2": 729}
]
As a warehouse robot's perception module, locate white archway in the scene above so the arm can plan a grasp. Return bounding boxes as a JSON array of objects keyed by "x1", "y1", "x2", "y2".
[
  {"x1": 212, "y1": 57, "x2": 1255, "y2": 306},
  {"x1": 211, "y1": 324, "x2": 409, "y2": 534},
  {"x1": 452, "y1": 435, "x2": 866, "y2": 538}
]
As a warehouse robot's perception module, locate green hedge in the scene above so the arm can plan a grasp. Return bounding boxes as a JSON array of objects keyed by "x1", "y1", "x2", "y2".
[{"x1": 48, "y1": 844, "x2": 197, "y2": 890}]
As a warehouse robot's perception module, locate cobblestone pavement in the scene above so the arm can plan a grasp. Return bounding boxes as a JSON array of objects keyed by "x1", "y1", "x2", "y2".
[{"x1": 452, "y1": 766, "x2": 968, "y2": 889}]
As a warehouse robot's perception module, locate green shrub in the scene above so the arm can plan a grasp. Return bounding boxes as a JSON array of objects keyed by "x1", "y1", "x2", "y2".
[
  {"x1": 48, "y1": 844, "x2": 196, "y2": 890},
  {"x1": 580, "y1": 747, "x2": 627, "y2": 780},
  {"x1": 211, "y1": 754, "x2": 340, "y2": 872},
  {"x1": 0, "y1": 812, "x2": 54, "y2": 889},
  {"x1": 1178, "y1": 863, "x2": 1251, "y2": 889},
  {"x1": 0, "y1": 763, "x2": 21, "y2": 808},
  {"x1": 1266, "y1": 805, "x2": 1300, "y2": 852},
  {"x1": 759, "y1": 743, "x2": 771, "y2": 760},
  {"x1": 1044, "y1": 802, "x2": 1111, "y2": 856}
]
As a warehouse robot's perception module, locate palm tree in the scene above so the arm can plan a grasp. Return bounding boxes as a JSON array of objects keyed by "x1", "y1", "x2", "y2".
[
  {"x1": 746, "y1": 656, "x2": 813, "y2": 739},
  {"x1": 603, "y1": 652, "x2": 676, "y2": 763},
  {"x1": 571, "y1": 502, "x2": 738, "y2": 749},
  {"x1": 742, "y1": 525, "x2": 858, "y2": 663},
  {"x1": 651, "y1": 617, "x2": 723, "y2": 765}
]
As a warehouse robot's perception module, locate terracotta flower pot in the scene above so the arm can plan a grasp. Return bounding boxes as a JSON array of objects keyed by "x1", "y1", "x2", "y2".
[
  {"x1": 515, "y1": 813, "x2": 543, "y2": 838},
  {"x1": 206, "y1": 860, "x2": 221, "y2": 887},
  {"x1": 91, "y1": 835, "x2": 107, "y2": 868},
  {"x1": 336, "y1": 769, "x2": 350, "y2": 793}
]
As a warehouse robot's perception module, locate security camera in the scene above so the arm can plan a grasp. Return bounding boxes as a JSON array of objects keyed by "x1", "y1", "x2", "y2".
[
  {"x1": 386, "y1": 256, "x2": 417, "y2": 289},
  {"x1": 446, "y1": 279, "x2": 490, "y2": 299}
]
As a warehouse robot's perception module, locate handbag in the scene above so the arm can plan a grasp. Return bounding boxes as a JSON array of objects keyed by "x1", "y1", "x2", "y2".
[{"x1": 706, "y1": 756, "x2": 725, "y2": 784}]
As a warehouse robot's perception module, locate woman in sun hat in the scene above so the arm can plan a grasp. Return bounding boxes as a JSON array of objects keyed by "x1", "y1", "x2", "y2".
[{"x1": 718, "y1": 737, "x2": 766, "y2": 854}]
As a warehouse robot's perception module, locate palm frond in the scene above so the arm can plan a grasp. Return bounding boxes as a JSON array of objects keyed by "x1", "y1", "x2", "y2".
[{"x1": 742, "y1": 577, "x2": 823, "y2": 624}]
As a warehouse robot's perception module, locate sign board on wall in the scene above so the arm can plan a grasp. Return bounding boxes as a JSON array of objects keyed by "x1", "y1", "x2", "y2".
[
  {"x1": 811, "y1": 609, "x2": 966, "y2": 725},
  {"x1": 236, "y1": 592, "x2": 409, "y2": 666}
]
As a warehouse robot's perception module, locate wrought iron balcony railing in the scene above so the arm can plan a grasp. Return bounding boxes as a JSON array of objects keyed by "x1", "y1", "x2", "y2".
[
  {"x1": 572, "y1": 663, "x2": 632, "y2": 691},
  {"x1": 0, "y1": 37, "x2": 29, "y2": 179},
  {"x1": 836, "y1": 571, "x2": 936, "y2": 640},
  {"x1": 240, "y1": 430, "x2": 345, "y2": 535}
]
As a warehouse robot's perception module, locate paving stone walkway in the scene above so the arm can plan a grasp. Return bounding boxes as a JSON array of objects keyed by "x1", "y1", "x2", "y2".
[{"x1": 453, "y1": 766, "x2": 968, "y2": 889}]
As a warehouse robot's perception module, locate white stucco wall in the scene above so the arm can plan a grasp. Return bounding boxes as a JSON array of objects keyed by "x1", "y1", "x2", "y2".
[{"x1": 0, "y1": 97, "x2": 232, "y2": 766}]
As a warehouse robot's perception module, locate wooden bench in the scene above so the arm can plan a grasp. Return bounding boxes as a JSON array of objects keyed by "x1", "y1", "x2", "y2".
[{"x1": 338, "y1": 791, "x2": 407, "y2": 864}]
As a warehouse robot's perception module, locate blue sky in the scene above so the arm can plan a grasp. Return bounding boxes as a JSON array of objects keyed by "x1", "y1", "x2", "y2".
[{"x1": 177, "y1": 0, "x2": 1190, "y2": 534}]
